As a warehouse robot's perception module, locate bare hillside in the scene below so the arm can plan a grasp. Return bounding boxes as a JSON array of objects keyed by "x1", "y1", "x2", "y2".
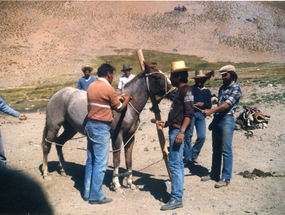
[{"x1": 0, "y1": 1, "x2": 284, "y2": 87}]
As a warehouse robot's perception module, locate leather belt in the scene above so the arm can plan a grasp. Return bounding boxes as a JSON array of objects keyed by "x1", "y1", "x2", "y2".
[
  {"x1": 88, "y1": 118, "x2": 111, "y2": 125},
  {"x1": 171, "y1": 123, "x2": 180, "y2": 129}
]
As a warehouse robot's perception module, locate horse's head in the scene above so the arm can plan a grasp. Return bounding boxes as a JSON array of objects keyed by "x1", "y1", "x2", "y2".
[{"x1": 144, "y1": 61, "x2": 176, "y2": 101}]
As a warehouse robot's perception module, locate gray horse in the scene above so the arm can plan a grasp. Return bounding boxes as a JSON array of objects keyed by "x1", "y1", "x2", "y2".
[{"x1": 42, "y1": 62, "x2": 175, "y2": 190}]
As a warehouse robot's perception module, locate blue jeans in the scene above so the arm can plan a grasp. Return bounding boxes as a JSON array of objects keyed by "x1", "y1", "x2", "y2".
[
  {"x1": 0, "y1": 130, "x2": 7, "y2": 168},
  {"x1": 210, "y1": 115, "x2": 235, "y2": 180},
  {"x1": 184, "y1": 112, "x2": 206, "y2": 161},
  {"x1": 168, "y1": 126, "x2": 185, "y2": 202},
  {"x1": 84, "y1": 121, "x2": 111, "y2": 201}
]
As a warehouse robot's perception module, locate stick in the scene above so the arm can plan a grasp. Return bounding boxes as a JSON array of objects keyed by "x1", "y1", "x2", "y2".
[
  {"x1": 194, "y1": 104, "x2": 212, "y2": 118},
  {"x1": 136, "y1": 49, "x2": 171, "y2": 180}
]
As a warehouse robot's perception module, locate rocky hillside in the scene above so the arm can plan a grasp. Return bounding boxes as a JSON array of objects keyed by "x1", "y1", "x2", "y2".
[{"x1": 0, "y1": 1, "x2": 284, "y2": 87}]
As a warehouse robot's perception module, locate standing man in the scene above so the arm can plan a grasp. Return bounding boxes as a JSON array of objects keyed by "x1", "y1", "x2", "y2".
[
  {"x1": 201, "y1": 65, "x2": 242, "y2": 188},
  {"x1": 184, "y1": 70, "x2": 212, "y2": 164},
  {"x1": 84, "y1": 63, "x2": 131, "y2": 205},
  {"x1": 0, "y1": 97, "x2": 27, "y2": 168},
  {"x1": 157, "y1": 61, "x2": 194, "y2": 211},
  {"x1": 77, "y1": 65, "x2": 96, "y2": 91},
  {"x1": 117, "y1": 64, "x2": 135, "y2": 89}
]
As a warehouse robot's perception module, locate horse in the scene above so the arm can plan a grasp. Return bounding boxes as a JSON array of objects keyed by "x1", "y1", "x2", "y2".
[{"x1": 41, "y1": 61, "x2": 175, "y2": 191}]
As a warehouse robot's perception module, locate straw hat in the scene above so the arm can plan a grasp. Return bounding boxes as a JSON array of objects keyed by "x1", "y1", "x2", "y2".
[
  {"x1": 81, "y1": 65, "x2": 93, "y2": 72},
  {"x1": 121, "y1": 64, "x2": 133, "y2": 72},
  {"x1": 169, "y1": 61, "x2": 191, "y2": 73},
  {"x1": 193, "y1": 70, "x2": 208, "y2": 79},
  {"x1": 219, "y1": 65, "x2": 236, "y2": 75}
]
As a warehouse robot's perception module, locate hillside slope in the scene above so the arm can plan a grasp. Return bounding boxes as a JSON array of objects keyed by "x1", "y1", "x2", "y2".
[{"x1": 0, "y1": 1, "x2": 284, "y2": 87}]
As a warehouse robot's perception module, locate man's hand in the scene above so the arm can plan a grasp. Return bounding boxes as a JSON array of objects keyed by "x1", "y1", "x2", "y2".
[
  {"x1": 175, "y1": 132, "x2": 184, "y2": 146},
  {"x1": 195, "y1": 102, "x2": 204, "y2": 108},
  {"x1": 157, "y1": 120, "x2": 166, "y2": 128},
  {"x1": 202, "y1": 109, "x2": 213, "y2": 117},
  {"x1": 18, "y1": 113, "x2": 27, "y2": 120}
]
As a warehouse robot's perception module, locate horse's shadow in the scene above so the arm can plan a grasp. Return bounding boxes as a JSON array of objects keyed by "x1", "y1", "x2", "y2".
[
  {"x1": 39, "y1": 162, "x2": 170, "y2": 202},
  {"x1": 184, "y1": 162, "x2": 210, "y2": 178}
]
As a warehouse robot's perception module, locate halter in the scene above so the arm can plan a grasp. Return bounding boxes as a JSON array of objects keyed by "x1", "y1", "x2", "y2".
[{"x1": 145, "y1": 71, "x2": 176, "y2": 104}]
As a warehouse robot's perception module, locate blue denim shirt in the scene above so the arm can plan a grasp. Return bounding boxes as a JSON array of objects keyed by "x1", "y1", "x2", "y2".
[
  {"x1": 216, "y1": 81, "x2": 242, "y2": 116},
  {"x1": 0, "y1": 96, "x2": 19, "y2": 117}
]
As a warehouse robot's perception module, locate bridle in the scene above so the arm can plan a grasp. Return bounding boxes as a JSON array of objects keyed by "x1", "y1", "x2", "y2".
[
  {"x1": 123, "y1": 70, "x2": 176, "y2": 115},
  {"x1": 145, "y1": 71, "x2": 176, "y2": 104}
]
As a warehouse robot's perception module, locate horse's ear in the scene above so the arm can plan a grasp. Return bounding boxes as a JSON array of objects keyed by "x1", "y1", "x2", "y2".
[{"x1": 144, "y1": 61, "x2": 151, "y2": 73}]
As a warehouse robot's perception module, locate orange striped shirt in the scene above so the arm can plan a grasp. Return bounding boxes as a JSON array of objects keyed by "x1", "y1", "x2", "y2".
[{"x1": 87, "y1": 78, "x2": 122, "y2": 123}]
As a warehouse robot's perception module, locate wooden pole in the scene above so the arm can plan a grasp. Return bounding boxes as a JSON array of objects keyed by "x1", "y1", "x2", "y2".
[{"x1": 136, "y1": 49, "x2": 171, "y2": 180}]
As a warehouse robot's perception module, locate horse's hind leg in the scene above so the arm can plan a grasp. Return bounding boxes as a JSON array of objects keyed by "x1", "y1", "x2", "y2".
[
  {"x1": 42, "y1": 126, "x2": 58, "y2": 178},
  {"x1": 55, "y1": 122, "x2": 77, "y2": 176},
  {"x1": 124, "y1": 136, "x2": 136, "y2": 190}
]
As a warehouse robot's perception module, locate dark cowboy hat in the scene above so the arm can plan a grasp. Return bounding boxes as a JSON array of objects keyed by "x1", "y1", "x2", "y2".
[
  {"x1": 81, "y1": 65, "x2": 93, "y2": 73},
  {"x1": 193, "y1": 70, "x2": 208, "y2": 79},
  {"x1": 121, "y1": 64, "x2": 133, "y2": 72}
]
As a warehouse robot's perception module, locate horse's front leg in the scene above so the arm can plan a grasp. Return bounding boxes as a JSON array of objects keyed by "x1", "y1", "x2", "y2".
[
  {"x1": 124, "y1": 135, "x2": 136, "y2": 190},
  {"x1": 112, "y1": 134, "x2": 123, "y2": 191}
]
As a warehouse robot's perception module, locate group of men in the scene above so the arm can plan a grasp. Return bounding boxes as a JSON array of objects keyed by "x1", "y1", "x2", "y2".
[
  {"x1": 0, "y1": 60, "x2": 242, "y2": 212},
  {"x1": 77, "y1": 61, "x2": 242, "y2": 211},
  {"x1": 77, "y1": 63, "x2": 135, "y2": 91}
]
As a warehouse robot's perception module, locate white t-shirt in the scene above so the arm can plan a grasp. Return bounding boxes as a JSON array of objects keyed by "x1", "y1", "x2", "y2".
[{"x1": 117, "y1": 74, "x2": 135, "y2": 89}]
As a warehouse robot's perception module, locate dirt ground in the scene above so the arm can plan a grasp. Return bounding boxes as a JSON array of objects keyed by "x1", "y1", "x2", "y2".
[
  {"x1": 1, "y1": 84, "x2": 285, "y2": 215},
  {"x1": 1, "y1": 1, "x2": 285, "y2": 214}
]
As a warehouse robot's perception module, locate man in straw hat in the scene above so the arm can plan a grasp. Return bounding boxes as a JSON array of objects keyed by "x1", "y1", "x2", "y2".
[
  {"x1": 117, "y1": 64, "x2": 135, "y2": 89},
  {"x1": 157, "y1": 61, "x2": 194, "y2": 210},
  {"x1": 77, "y1": 65, "x2": 96, "y2": 91},
  {"x1": 201, "y1": 65, "x2": 242, "y2": 188},
  {"x1": 184, "y1": 70, "x2": 212, "y2": 165}
]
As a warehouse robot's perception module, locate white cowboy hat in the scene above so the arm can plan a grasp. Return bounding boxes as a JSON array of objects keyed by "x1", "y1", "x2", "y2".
[
  {"x1": 168, "y1": 61, "x2": 191, "y2": 73},
  {"x1": 81, "y1": 65, "x2": 93, "y2": 72}
]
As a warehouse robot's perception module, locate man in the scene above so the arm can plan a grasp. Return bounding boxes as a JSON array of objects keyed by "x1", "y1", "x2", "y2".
[
  {"x1": 184, "y1": 70, "x2": 212, "y2": 164},
  {"x1": 157, "y1": 61, "x2": 194, "y2": 211},
  {"x1": 201, "y1": 65, "x2": 242, "y2": 188},
  {"x1": 0, "y1": 97, "x2": 27, "y2": 168},
  {"x1": 77, "y1": 65, "x2": 96, "y2": 91},
  {"x1": 83, "y1": 63, "x2": 131, "y2": 205},
  {"x1": 117, "y1": 64, "x2": 135, "y2": 89}
]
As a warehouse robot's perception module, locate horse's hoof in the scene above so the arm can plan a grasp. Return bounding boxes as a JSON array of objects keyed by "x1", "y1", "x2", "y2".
[
  {"x1": 43, "y1": 175, "x2": 52, "y2": 180},
  {"x1": 128, "y1": 183, "x2": 137, "y2": 190},
  {"x1": 115, "y1": 187, "x2": 125, "y2": 195},
  {"x1": 59, "y1": 169, "x2": 67, "y2": 176}
]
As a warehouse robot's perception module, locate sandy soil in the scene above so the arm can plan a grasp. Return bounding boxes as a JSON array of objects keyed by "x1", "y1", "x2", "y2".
[{"x1": 1, "y1": 84, "x2": 285, "y2": 215}]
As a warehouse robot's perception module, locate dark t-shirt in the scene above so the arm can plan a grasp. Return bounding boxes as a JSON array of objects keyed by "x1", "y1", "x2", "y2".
[{"x1": 166, "y1": 85, "x2": 195, "y2": 128}]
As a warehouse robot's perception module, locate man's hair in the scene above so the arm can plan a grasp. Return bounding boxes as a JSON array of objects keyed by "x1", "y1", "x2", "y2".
[
  {"x1": 97, "y1": 63, "x2": 115, "y2": 77},
  {"x1": 229, "y1": 71, "x2": 238, "y2": 82},
  {"x1": 171, "y1": 71, "x2": 188, "y2": 83}
]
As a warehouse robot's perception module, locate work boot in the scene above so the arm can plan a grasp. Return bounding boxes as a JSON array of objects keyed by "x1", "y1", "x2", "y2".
[
  {"x1": 201, "y1": 174, "x2": 220, "y2": 182},
  {"x1": 214, "y1": 179, "x2": 230, "y2": 188},
  {"x1": 160, "y1": 199, "x2": 183, "y2": 210}
]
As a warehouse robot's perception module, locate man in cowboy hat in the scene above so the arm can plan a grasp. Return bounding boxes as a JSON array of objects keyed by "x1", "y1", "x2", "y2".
[
  {"x1": 117, "y1": 64, "x2": 135, "y2": 89},
  {"x1": 183, "y1": 70, "x2": 212, "y2": 165},
  {"x1": 157, "y1": 61, "x2": 194, "y2": 211},
  {"x1": 201, "y1": 65, "x2": 242, "y2": 188},
  {"x1": 77, "y1": 65, "x2": 96, "y2": 91}
]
